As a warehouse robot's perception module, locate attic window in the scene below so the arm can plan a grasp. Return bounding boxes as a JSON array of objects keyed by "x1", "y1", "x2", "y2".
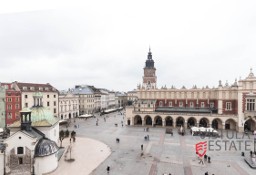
[
  {"x1": 39, "y1": 87, "x2": 43, "y2": 91},
  {"x1": 17, "y1": 147, "x2": 24, "y2": 154},
  {"x1": 23, "y1": 87, "x2": 27, "y2": 90},
  {"x1": 30, "y1": 87, "x2": 34, "y2": 90},
  {"x1": 45, "y1": 87, "x2": 49, "y2": 91}
]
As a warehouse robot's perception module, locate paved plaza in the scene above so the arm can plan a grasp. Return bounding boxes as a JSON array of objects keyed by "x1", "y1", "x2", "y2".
[{"x1": 53, "y1": 112, "x2": 256, "y2": 175}]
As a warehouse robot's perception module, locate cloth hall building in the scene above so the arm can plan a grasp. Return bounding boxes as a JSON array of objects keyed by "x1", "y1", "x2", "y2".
[{"x1": 125, "y1": 49, "x2": 256, "y2": 132}]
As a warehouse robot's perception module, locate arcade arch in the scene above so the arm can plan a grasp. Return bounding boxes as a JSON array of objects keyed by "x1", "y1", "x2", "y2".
[
  {"x1": 155, "y1": 116, "x2": 163, "y2": 126},
  {"x1": 212, "y1": 118, "x2": 223, "y2": 130},
  {"x1": 199, "y1": 118, "x2": 209, "y2": 127},
  {"x1": 176, "y1": 116, "x2": 185, "y2": 127},
  {"x1": 187, "y1": 117, "x2": 197, "y2": 128},
  {"x1": 134, "y1": 115, "x2": 142, "y2": 125},
  {"x1": 244, "y1": 118, "x2": 256, "y2": 131},
  {"x1": 225, "y1": 118, "x2": 236, "y2": 130},
  {"x1": 145, "y1": 115, "x2": 152, "y2": 125},
  {"x1": 165, "y1": 116, "x2": 173, "y2": 126}
]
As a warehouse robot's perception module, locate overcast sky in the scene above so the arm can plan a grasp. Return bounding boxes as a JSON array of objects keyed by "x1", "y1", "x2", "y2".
[{"x1": 1, "y1": 0, "x2": 256, "y2": 92}]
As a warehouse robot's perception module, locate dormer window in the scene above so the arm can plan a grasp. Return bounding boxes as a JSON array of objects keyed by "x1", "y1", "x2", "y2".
[
  {"x1": 23, "y1": 86, "x2": 27, "y2": 90},
  {"x1": 39, "y1": 87, "x2": 43, "y2": 91},
  {"x1": 30, "y1": 87, "x2": 34, "y2": 90},
  {"x1": 45, "y1": 87, "x2": 49, "y2": 91}
]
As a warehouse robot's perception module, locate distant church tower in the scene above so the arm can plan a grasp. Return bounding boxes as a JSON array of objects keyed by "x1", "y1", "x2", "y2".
[{"x1": 142, "y1": 48, "x2": 157, "y2": 89}]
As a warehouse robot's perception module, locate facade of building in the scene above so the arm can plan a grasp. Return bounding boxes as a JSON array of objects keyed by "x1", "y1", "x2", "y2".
[
  {"x1": 0, "y1": 85, "x2": 6, "y2": 128},
  {"x1": 59, "y1": 90, "x2": 79, "y2": 119},
  {"x1": 99, "y1": 89, "x2": 116, "y2": 110},
  {"x1": 127, "y1": 90, "x2": 138, "y2": 102},
  {"x1": 100, "y1": 90, "x2": 109, "y2": 111},
  {"x1": 73, "y1": 85, "x2": 95, "y2": 114},
  {"x1": 108, "y1": 91, "x2": 116, "y2": 108},
  {"x1": 88, "y1": 86, "x2": 102, "y2": 112},
  {"x1": 12, "y1": 82, "x2": 59, "y2": 117},
  {"x1": 0, "y1": 83, "x2": 22, "y2": 126},
  {"x1": 126, "y1": 49, "x2": 256, "y2": 132},
  {"x1": 115, "y1": 92, "x2": 128, "y2": 108}
]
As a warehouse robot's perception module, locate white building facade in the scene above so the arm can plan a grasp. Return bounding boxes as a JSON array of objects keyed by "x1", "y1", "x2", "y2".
[
  {"x1": 126, "y1": 50, "x2": 256, "y2": 132},
  {"x1": 12, "y1": 82, "x2": 59, "y2": 117},
  {"x1": 59, "y1": 90, "x2": 79, "y2": 119}
]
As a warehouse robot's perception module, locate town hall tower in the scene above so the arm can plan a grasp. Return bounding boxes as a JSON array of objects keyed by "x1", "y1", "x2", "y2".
[{"x1": 142, "y1": 48, "x2": 157, "y2": 89}]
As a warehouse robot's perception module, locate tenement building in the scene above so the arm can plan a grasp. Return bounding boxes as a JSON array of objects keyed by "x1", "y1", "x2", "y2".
[{"x1": 126, "y1": 49, "x2": 256, "y2": 132}]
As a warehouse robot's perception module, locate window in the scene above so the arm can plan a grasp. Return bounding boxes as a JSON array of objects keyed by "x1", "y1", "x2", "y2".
[
  {"x1": 23, "y1": 87, "x2": 27, "y2": 90},
  {"x1": 54, "y1": 95, "x2": 56, "y2": 98},
  {"x1": 210, "y1": 102, "x2": 214, "y2": 108},
  {"x1": 8, "y1": 105, "x2": 12, "y2": 110},
  {"x1": 30, "y1": 87, "x2": 34, "y2": 90},
  {"x1": 190, "y1": 102, "x2": 194, "y2": 108},
  {"x1": 246, "y1": 99, "x2": 255, "y2": 111},
  {"x1": 45, "y1": 87, "x2": 49, "y2": 91},
  {"x1": 39, "y1": 87, "x2": 43, "y2": 91},
  {"x1": 15, "y1": 104, "x2": 19, "y2": 109},
  {"x1": 25, "y1": 103, "x2": 28, "y2": 107},
  {"x1": 16, "y1": 97, "x2": 19, "y2": 102},
  {"x1": 159, "y1": 101, "x2": 163, "y2": 107},
  {"x1": 226, "y1": 102, "x2": 232, "y2": 111},
  {"x1": 25, "y1": 95, "x2": 28, "y2": 98},
  {"x1": 169, "y1": 101, "x2": 173, "y2": 107},
  {"x1": 54, "y1": 108, "x2": 56, "y2": 113},
  {"x1": 47, "y1": 95, "x2": 49, "y2": 98},
  {"x1": 179, "y1": 102, "x2": 183, "y2": 107},
  {"x1": 47, "y1": 102, "x2": 50, "y2": 106},
  {"x1": 148, "y1": 104, "x2": 150, "y2": 108},
  {"x1": 8, "y1": 98, "x2": 12, "y2": 102},
  {"x1": 17, "y1": 147, "x2": 24, "y2": 154},
  {"x1": 8, "y1": 113, "x2": 12, "y2": 119},
  {"x1": 201, "y1": 102, "x2": 205, "y2": 108}
]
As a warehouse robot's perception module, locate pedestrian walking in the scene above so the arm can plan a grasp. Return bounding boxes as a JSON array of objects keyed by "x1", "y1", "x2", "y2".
[
  {"x1": 107, "y1": 166, "x2": 110, "y2": 173},
  {"x1": 199, "y1": 156, "x2": 204, "y2": 165},
  {"x1": 141, "y1": 144, "x2": 143, "y2": 151}
]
